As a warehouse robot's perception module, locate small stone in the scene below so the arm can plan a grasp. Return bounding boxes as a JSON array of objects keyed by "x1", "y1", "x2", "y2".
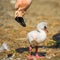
[{"x1": 7, "y1": 54, "x2": 12, "y2": 58}]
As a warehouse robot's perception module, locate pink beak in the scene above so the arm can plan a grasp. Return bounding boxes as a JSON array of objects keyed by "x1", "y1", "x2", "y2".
[{"x1": 45, "y1": 28, "x2": 48, "y2": 32}]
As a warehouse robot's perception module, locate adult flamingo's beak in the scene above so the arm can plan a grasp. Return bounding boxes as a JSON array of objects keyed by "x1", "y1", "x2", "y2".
[{"x1": 15, "y1": 17, "x2": 26, "y2": 27}]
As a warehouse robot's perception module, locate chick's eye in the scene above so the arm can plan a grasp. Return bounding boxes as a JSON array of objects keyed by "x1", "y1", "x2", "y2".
[{"x1": 44, "y1": 26, "x2": 47, "y2": 29}]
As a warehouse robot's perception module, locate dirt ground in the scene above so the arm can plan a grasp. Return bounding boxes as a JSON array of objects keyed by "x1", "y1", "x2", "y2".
[{"x1": 0, "y1": 0, "x2": 60, "y2": 60}]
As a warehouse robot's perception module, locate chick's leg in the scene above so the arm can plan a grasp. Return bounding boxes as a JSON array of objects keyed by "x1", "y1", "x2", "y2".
[{"x1": 27, "y1": 45, "x2": 34, "y2": 59}]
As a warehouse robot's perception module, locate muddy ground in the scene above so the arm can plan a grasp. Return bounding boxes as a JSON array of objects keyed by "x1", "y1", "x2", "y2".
[{"x1": 0, "y1": 0, "x2": 60, "y2": 60}]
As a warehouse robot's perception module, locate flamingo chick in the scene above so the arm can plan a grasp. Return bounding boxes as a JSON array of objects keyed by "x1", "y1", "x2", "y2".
[
  {"x1": 27, "y1": 22, "x2": 48, "y2": 59},
  {"x1": 15, "y1": 0, "x2": 32, "y2": 27}
]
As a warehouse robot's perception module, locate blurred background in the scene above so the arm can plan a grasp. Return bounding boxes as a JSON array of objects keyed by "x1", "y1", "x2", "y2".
[{"x1": 0, "y1": 0, "x2": 60, "y2": 60}]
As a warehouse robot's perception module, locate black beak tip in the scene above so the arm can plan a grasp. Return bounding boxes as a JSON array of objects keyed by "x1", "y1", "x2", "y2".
[
  {"x1": 21, "y1": 23, "x2": 26, "y2": 27},
  {"x1": 15, "y1": 17, "x2": 26, "y2": 27}
]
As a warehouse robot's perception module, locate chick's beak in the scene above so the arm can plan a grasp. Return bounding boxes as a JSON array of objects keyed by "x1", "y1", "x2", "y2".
[
  {"x1": 45, "y1": 28, "x2": 48, "y2": 32},
  {"x1": 44, "y1": 26, "x2": 48, "y2": 32}
]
